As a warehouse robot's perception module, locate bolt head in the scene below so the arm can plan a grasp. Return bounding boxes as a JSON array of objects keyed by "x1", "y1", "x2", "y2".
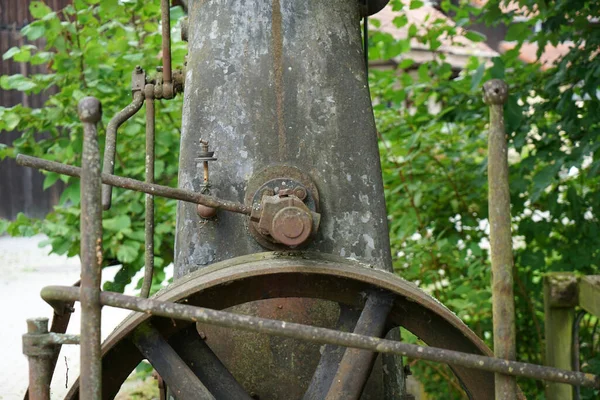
[{"x1": 271, "y1": 206, "x2": 312, "y2": 247}]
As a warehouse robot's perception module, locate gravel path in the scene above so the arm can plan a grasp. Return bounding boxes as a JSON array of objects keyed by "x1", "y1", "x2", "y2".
[{"x1": 0, "y1": 235, "x2": 170, "y2": 399}]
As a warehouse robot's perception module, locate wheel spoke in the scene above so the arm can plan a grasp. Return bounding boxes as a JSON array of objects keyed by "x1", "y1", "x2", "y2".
[
  {"x1": 303, "y1": 305, "x2": 361, "y2": 399},
  {"x1": 131, "y1": 322, "x2": 215, "y2": 400},
  {"x1": 325, "y1": 291, "x2": 395, "y2": 400},
  {"x1": 169, "y1": 325, "x2": 253, "y2": 399}
]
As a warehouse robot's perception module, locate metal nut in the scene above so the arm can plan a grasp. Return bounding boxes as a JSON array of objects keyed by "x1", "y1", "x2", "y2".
[{"x1": 293, "y1": 186, "x2": 307, "y2": 201}]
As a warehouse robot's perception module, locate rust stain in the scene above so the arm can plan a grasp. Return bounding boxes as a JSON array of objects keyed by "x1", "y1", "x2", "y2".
[{"x1": 271, "y1": 0, "x2": 286, "y2": 161}]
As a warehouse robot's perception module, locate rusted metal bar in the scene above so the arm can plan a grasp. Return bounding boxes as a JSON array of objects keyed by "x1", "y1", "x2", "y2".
[
  {"x1": 170, "y1": 325, "x2": 253, "y2": 399},
  {"x1": 16, "y1": 154, "x2": 252, "y2": 215},
  {"x1": 131, "y1": 323, "x2": 215, "y2": 399},
  {"x1": 102, "y1": 90, "x2": 145, "y2": 210},
  {"x1": 326, "y1": 291, "x2": 394, "y2": 400},
  {"x1": 41, "y1": 285, "x2": 600, "y2": 389},
  {"x1": 141, "y1": 84, "x2": 155, "y2": 298},
  {"x1": 483, "y1": 79, "x2": 517, "y2": 399},
  {"x1": 304, "y1": 306, "x2": 361, "y2": 400},
  {"x1": 160, "y1": 0, "x2": 173, "y2": 99},
  {"x1": 24, "y1": 281, "x2": 79, "y2": 400},
  {"x1": 22, "y1": 318, "x2": 53, "y2": 400},
  {"x1": 78, "y1": 97, "x2": 103, "y2": 400}
]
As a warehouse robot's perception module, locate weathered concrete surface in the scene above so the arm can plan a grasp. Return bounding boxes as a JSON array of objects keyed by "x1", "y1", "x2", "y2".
[{"x1": 175, "y1": 0, "x2": 392, "y2": 277}]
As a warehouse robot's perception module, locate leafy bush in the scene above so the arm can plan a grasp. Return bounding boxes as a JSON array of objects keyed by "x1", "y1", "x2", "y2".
[{"x1": 0, "y1": 0, "x2": 187, "y2": 293}]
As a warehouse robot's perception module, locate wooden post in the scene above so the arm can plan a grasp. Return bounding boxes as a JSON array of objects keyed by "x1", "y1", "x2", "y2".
[{"x1": 543, "y1": 273, "x2": 577, "y2": 400}]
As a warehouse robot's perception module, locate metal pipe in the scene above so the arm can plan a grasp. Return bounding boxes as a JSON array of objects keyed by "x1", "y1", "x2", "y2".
[
  {"x1": 16, "y1": 154, "x2": 252, "y2": 215},
  {"x1": 326, "y1": 291, "x2": 394, "y2": 400},
  {"x1": 141, "y1": 84, "x2": 155, "y2": 298},
  {"x1": 483, "y1": 79, "x2": 517, "y2": 399},
  {"x1": 77, "y1": 97, "x2": 103, "y2": 400},
  {"x1": 160, "y1": 0, "x2": 173, "y2": 99},
  {"x1": 102, "y1": 91, "x2": 145, "y2": 210},
  {"x1": 41, "y1": 285, "x2": 600, "y2": 389},
  {"x1": 131, "y1": 323, "x2": 215, "y2": 399},
  {"x1": 23, "y1": 318, "x2": 52, "y2": 400}
]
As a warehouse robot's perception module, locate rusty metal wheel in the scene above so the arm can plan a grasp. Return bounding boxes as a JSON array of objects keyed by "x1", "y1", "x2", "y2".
[{"x1": 63, "y1": 252, "x2": 495, "y2": 399}]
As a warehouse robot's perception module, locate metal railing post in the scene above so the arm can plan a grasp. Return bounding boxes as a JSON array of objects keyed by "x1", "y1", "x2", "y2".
[
  {"x1": 78, "y1": 97, "x2": 103, "y2": 400},
  {"x1": 483, "y1": 79, "x2": 518, "y2": 399}
]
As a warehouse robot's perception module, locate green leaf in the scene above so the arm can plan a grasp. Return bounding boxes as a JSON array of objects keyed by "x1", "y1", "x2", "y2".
[
  {"x1": 21, "y1": 23, "x2": 46, "y2": 41},
  {"x1": 504, "y1": 22, "x2": 530, "y2": 42},
  {"x1": 465, "y1": 31, "x2": 486, "y2": 43},
  {"x1": 3, "y1": 47, "x2": 20, "y2": 60},
  {"x1": 30, "y1": 1, "x2": 52, "y2": 18},
  {"x1": 117, "y1": 241, "x2": 140, "y2": 263},
  {"x1": 103, "y1": 215, "x2": 132, "y2": 232},
  {"x1": 409, "y1": 0, "x2": 424, "y2": 10}
]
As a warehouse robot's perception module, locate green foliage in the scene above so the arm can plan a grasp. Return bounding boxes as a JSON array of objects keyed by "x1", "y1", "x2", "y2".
[
  {"x1": 371, "y1": 0, "x2": 600, "y2": 398},
  {"x1": 1, "y1": 0, "x2": 186, "y2": 294},
  {"x1": 2, "y1": 0, "x2": 600, "y2": 397}
]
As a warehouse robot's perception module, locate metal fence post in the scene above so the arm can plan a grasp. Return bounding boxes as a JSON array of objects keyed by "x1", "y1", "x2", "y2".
[
  {"x1": 78, "y1": 97, "x2": 103, "y2": 400},
  {"x1": 483, "y1": 79, "x2": 517, "y2": 399}
]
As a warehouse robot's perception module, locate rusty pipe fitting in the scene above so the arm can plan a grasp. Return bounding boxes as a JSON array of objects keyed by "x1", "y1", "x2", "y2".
[
  {"x1": 23, "y1": 318, "x2": 53, "y2": 400},
  {"x1": 195, "y1": 139, "x2": 218, "y2": 219}
]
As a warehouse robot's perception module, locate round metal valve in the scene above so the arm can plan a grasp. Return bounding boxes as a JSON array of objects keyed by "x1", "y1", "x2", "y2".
[{"x1": 271, "y1": 206, "x2": 313, "y2": 246}]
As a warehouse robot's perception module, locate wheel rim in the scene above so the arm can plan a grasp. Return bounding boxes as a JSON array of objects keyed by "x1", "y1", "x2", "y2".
[{"x1": 64, "y1": 252, "x2": 495, "y2": 399}]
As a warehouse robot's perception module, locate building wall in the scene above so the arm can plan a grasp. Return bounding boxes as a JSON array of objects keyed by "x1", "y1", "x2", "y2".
[{"x1": 0, "y1": 0, "x2": 69, "y2": 220}]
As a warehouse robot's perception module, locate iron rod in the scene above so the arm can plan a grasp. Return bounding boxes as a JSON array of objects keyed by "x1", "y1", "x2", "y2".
[
  {"x1": 77, "y1": 97, "x2": 104, "y2": 400},
  {"x1": 141, "y1": 84, "x2": 155, "y2": 298},
  {"x1": 160, "y1": 0, "x2": 173, "y2": 99},
  {"x1": 102, "y1": 91, "x2": 145, "y2": 210},
  {"x1": 304, "y1": 306, "x2": 361, "y2": 399},
  {"x1": 484, "y1": 79, "x2": 518, "y2": 399},
  {"x1": 23, "y1": 318, "x2": 52, "y2": 400},
  {"x1": 131, "y1": 323, "x2": 215, "y2": 400},
  {"x1": 326, "y1": 291, "x2": 394, "y2": 400},
  {"x1": 16, "y1": 154, "x2": 252, "y2": 215},
  {"x1": 40, "y1": 285, "x2": 600, "y2": 389},
  {"x1": 170, "y1": 325, "x2": 253, "y2": 399}
]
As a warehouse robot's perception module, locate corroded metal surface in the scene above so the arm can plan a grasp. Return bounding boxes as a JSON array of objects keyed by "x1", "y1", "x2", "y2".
[
  {"x1": 131, "y1": 323, "x2": 215, "y2": 399},
  {"x1": 176, "y1": 0, "x2": 392, "y2": 275},
  {"x1": 141, "y1": 84, "x2": 156, "y2": 299},
  {"x1": 326, "y1": 291, "x2": 394, "y2": 399},
  {"x1": 101, "y1": 89, "x2": 144, "y2": 210},
  {"x1": 16, "y1": 154, "x2": 252, "y2": 215},
  {"x1": 484, "y1": 79, "x2": 517, "y2": 399},
  {"x1": 22, "y1": 318, "x2": 53, "y2": 400},
  {"x1": 78, "y1": 97, "x2": 103, "y2": 400},
  {"x1": 56, "y1": 253, "x2": 500, "y2": 399}
]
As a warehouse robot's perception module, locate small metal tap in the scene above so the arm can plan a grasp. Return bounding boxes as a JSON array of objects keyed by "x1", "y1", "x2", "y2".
[{"x1": 195, "y1": 139, "x2": 218, "y2": 218}]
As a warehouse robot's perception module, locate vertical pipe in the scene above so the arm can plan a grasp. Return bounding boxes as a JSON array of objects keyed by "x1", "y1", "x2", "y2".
[
  {"x1": 483, "y1": 79, "x2": 517, "y2": 399},
  {"x1": 101, "y1": 90, "x2": 145, "y2": 209},
  {"x1": 78, "y1": 96, "x2": 103, "y2": 400},
  {"x1": 23, "y1": 318, "x2": 52, "y2": 400},
  {"x1": 160, "y1": 0, "x2": 173, "y2": 99},
  {"x1": 141, "y1": 84, "x2": 155, "y2": 298}
]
